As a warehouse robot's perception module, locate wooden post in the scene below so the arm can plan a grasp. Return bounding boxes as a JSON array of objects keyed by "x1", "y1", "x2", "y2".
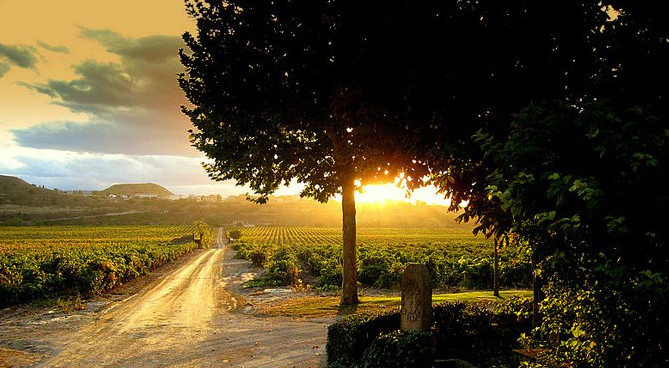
[{"x1": 401, "y1": 263, "x2": 432, "y2": 332}]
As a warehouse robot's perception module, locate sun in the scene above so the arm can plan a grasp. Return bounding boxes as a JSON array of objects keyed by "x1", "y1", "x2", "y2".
[{"x1": 354, "y1": 183, "x2": 451, "y2": 206}]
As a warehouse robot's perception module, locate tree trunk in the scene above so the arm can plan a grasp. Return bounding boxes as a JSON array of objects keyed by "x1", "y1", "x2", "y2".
[
  {"x1": 340, "y1": 175, "x2": 359, "y2": 305},
  {"x1": 531, "y1": 246, "x2": 542, "y2": 328},
  {"x1": 493, "y1": 235, "x2": 500, "y2": 297}
]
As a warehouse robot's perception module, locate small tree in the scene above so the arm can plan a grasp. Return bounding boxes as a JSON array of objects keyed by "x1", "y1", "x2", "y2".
[{"x1": 228, "y1": 229, "x2": 242, "y2": 241}]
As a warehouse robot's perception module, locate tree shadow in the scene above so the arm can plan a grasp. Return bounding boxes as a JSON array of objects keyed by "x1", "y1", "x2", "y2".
[{"x1": 337, "y1": 302, "x2": 359, "y2": 316}]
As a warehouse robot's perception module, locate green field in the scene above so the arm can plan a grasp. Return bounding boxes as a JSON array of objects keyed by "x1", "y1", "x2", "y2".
[
  {"x1": 231, "y1": 227, "x2": 532, "y2": 290},
  {"x1": 0, "y1": 225, "x2": 207, "y2": 307}
]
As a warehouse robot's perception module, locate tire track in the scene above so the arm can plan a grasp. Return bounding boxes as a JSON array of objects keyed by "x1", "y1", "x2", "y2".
[{"x1": 35, "y1": 228, "x2": 327, "y2": 367}]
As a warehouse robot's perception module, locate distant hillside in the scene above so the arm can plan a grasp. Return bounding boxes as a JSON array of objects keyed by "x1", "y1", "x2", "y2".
[
  {"x1": 99, "y1": 183, "x2": 174, "y2": 199},
  {"x1": 0, "y1": 175, "x2": 32, "y2": 189},
  {"x1": 1, "y1": 175, "x2": 471, "y2": 229},
  {"x1": 0, "y1": 175, "x2": 68, "y2": 205}
]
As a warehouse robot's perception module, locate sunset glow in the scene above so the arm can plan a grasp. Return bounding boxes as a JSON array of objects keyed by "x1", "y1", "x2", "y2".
[{"x1": 354, "y1": 183, "x2": 451, "y2": 206}]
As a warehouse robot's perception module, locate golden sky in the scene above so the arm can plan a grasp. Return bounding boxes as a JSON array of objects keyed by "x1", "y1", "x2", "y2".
[
  {"x1": 0, "y1": 0, "x2": 448, "y2": 204},
  {"x1": 0, "y1": 0, "x2": 214, "y2": 192}
]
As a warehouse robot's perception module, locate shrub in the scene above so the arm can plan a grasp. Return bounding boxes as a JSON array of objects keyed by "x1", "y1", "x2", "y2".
[
  {"x1": 266, "y1": 247, "x2": 301, "y2": 285},
  {"x1": 326, "y1": 312, "x2": 400, "y2": 368},
  {"x1": 432, "y1": 301, "x2": 532, "y2": 367},
  {"x1": 357, "y1": 254, "x2": 390, "y2": 286},
  {"x1": 228, "y1": 229, "x2": 242, "y2": 240},
  {"x1": 456, "y1": 258, "x2": 493, "y2": 289},
  {"x1": 358, "y1": 330, "x2": 434, "y2": 368},
  {"x1": 326, "y1": 300, "x2": 533, "y2": 368},
  {"x1": 316, "y1": 265, "x2": 342, "y2": 290},
  {"x1": 248, "y1": 249, "x2": 268, "y2": 267}
]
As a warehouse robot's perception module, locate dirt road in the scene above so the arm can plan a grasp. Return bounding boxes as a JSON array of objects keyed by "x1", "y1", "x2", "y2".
[{"x1": 1, "y1": 228, "x2": 329, "y2": 368}]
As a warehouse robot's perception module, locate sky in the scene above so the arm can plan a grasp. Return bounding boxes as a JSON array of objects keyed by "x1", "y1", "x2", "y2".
[{"x1": 0, "y1": 0, "x2": 448, "y2": 204}]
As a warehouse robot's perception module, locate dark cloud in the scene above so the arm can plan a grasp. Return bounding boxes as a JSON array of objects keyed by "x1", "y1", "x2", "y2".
[
  {"x1": 25, "y1": 61, "x2": 136, "y2": 113},
  {"x1": 81, "y1": 27, "x2": 182, "y2": 64},
  {"x1": 79, "y1": 28, "x2": 129, "y2": 49},
  {"x1": 16, "y1": 29, "x2": 193, "y2": 156},
  {"x1": 13, "y1": 118, "x2": 194, "y2": 156},
  {"x1": 0, "y1": 43, "x2": 38, "y2": 76},
  {"x1": 37, "y1": 41, "x2": 70, "y2": 54}
]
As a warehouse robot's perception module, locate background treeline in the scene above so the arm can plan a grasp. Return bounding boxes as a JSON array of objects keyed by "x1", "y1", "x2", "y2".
[{"x1": 1, "y1": 175, "x2": 465, "y2": 228}]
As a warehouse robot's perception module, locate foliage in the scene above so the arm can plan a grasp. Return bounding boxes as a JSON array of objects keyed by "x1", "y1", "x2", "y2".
[
  {"x1": 326, "y1": 312, "x2": 400, "y2": 368},
  {"x1": 179, "y1": 0, "x2": 427, "y2": 202},
  {"x1": 473, "y1": 101, "x2": 669, "y2": 367},
  {"x1": 265, "y1": 247, "x2": 302, "y2": 285},
  {"x1": 232, "y1": 227, "x2": 530, "y2": 289},
  {"x1": 228, "y1": 229, "x2": 242, "y2": 240},
  {"x1": 0, "y1": 224, "x2": 203, "y2": 307},
  {"x1": 358, "y1": 330, "x2": 434, "y2": 368},
  {"x1": 402, "y1": 2, "x2": 669, "y2": 365},
  {"x1": 179, "y1": 0, "x2": 437, "y2": 305},
  {"x1": 193, "y1": 219, "x2": 212, "y2": 248},
  {"x1": 432, "y1": 301, "x2": 532, "y2": 366},
  {"x1": 528, "y1": 260, "x2": 669, "y2": 367},
  {"x1": 326, "y1": 299, "x2": 533, "y2": 368}
]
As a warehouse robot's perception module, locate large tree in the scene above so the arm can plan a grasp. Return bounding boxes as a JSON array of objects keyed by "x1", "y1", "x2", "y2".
[
  {"x1": 178, "y1": 0, "x2": 428, "y2": 304},
  {"x1": 400, "y1": 1, "x2": 668, "y2": 365}
]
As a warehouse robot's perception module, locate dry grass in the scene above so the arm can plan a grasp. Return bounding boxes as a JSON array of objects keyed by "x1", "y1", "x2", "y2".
[{"x1": 257, "y1": 289, "x2": 532, "y2": 318}]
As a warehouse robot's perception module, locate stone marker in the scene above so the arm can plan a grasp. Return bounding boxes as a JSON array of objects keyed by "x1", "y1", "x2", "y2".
[{"x1": 401, "y1": 263, "x2": 432, "y2": 332}]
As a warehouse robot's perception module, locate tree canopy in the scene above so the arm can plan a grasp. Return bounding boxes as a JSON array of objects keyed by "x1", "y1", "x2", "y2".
[
  {"x1": 402, "y1": 1, "x2": 669, "y2": 365},
  {"x1": 180, "y1": 0, "x2": 668, "y2": 363},
  {"x1": 179, "y1": 0, "x2": 434, "y2": 304}
]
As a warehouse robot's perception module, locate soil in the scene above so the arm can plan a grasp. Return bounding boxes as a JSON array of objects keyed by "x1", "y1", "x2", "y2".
[{"x1": 0, "y1": 228, "x2": 332, "y2": 368}]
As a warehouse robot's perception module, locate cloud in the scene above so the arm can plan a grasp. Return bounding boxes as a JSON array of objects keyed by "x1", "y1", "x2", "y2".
[
  {"x1": 16, "y1": 29, "x2": 194, "y2": 156},
  {"x1": 0, "y1": 43, "x2": 39, "y2": 76},
  {"x1": 25, "y1": 61, "x2": 136, "y2": 113},
  {"x1": 37, "y1": 41, "x2": 70, "y2": 54},
  {"x1": 83, "y1": 27, "x2": 182, "y2": 64},
  {"x1": 13, "y1": 119, "x2": 192, "y2": 156},
  {"x1": 1, "y1": 149, "x2": 214, "y2": 190},
  {"x1": 0, "y1": 62, "x2": 9, "y2": 78}
]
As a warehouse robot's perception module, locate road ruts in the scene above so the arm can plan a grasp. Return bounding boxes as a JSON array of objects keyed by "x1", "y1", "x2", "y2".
[{"x1": 38, "y1": 228, "x2": 328, "y2": 368}]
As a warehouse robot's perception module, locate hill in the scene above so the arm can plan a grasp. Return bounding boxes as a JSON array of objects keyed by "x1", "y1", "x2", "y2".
[
  {"x1": 0, "y1": 175, "x2": 69, "y2": 206},
  {"x1": 99, "y1": 183, "x2": 174, "y2": 199}
]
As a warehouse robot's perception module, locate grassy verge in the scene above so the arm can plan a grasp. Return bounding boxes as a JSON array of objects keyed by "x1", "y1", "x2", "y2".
[{"x1": 257, "y1": 289, "x2": 532, "y2": 318}]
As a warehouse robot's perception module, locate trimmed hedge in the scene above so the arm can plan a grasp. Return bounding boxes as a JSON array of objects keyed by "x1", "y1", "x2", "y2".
[
  {"x1": 326, "y1": 312, "x2": 401, "y2": 368},
  {"x1": 432, "y1": 301, "x2": 532, "y2": 366},
  {"x1": 359, "y1": 330, "x2": 434, "y2": 368},
  {"x1": 326, "y1": 299, "x2": 533, "y2": 368}
]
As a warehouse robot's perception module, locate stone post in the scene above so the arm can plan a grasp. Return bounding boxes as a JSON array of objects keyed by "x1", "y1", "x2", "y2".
[{"x1": 401, "y1": 263, "x2": 432, "y2": 332}]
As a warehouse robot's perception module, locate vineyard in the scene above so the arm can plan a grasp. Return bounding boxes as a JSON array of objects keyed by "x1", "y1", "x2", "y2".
[
  {"x1": 231, "y1": 227, "x2": 532, "y2": 290},
  {"x1": 0, "y1": 224, "x2": 210, "y2": 307}
]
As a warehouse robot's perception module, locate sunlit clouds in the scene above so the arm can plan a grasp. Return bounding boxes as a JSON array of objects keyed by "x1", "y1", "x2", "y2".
[
  {"x1": 0, "y1": 0, "x2": 452, "y2": 204},
  {"x1": 0, "y1": 0, "x2": 209, "y2": 192}
]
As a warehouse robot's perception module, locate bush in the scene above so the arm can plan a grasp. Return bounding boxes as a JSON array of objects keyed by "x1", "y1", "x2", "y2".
[
  {"x1": 316, "y1": 266, "x2": 342, "y2": 290},
  {"x1": 266, "y1": 248, "x2": 301, "y2": 285},
  {"x1": 456, "y1": 258, "x2": 493, "y2": 289},
  {"x1": 326, "y1": 312, "x2": 400, "y2": 368},
  {"x1": 359, "y1": 330, "x2": 434, "y2": 368},
  {"x1": 358, "y1": 254, "x2": 390, "y2": 286},
  {"x1": 228, "y1": 229, "x2": 242, "y2": 240},
  {"x1": 432, "y1": 301, "x2": 532, "y2": 367},
  {"x1": 326, "y1": 300, "x2": 533, "y2": 368}
]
